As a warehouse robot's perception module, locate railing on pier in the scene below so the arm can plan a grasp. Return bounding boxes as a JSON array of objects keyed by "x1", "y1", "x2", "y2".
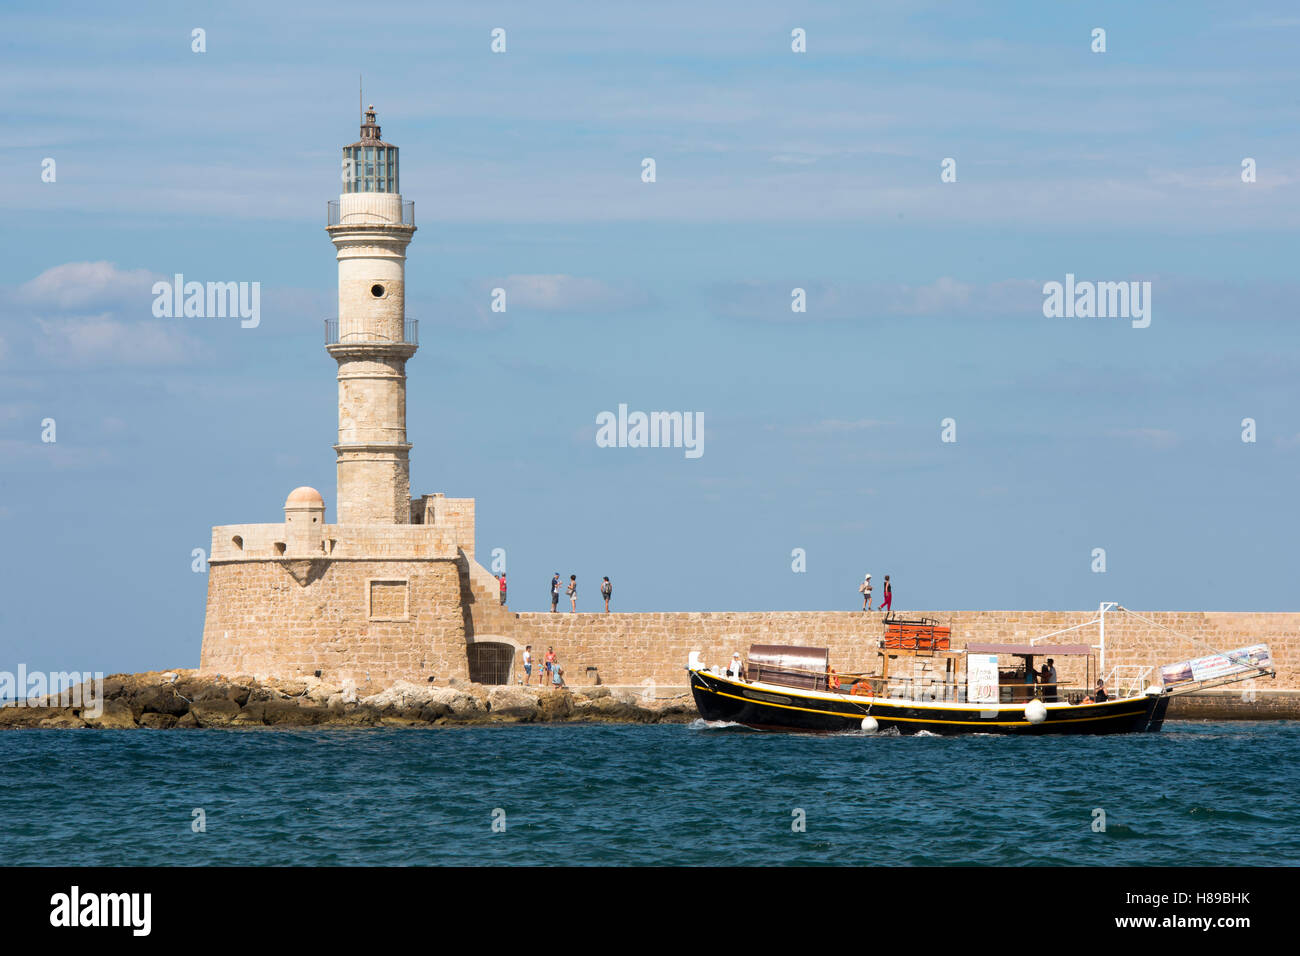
[
  {"x1": 324, "y1": 319, "x2": 419, "y2": 347},
  {"x1": 326, "y1": 199, "x2": 416, "y2": 227}
]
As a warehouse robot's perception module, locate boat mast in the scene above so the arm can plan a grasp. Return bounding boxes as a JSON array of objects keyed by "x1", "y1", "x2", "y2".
[{"x1": 1097, "y1": 601, "x2": 1118, "y2": 681}]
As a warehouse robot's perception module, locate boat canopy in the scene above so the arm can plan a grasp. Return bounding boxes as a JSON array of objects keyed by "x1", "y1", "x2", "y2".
[
  {"x1": 966, "y1": 643, "x2": 1092, "y2": 657},
  {"x1": 748, "y1": 644, "x2": 830, "y2": 692}
]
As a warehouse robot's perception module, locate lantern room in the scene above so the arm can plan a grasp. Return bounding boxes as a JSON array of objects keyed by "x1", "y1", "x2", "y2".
[{"x1": 343, "y1": 104, "x2": 399, "y2": 194}]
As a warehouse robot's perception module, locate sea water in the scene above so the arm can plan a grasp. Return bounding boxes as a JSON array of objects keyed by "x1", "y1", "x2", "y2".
[{"x1": 0, "y1": 721, "x2": 1295, "y2": 866}]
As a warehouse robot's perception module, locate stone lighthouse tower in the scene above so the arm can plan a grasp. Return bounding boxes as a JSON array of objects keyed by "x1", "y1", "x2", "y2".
[
  {"x1": 201, "y1": 104, "x2": 511, "y2": 691},
  {"x1": 326, "y1": 104, "x2": 418, "y2": 525}
]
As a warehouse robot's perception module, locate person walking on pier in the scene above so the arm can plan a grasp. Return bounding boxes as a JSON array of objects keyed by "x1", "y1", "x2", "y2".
[
  {"x1": 879, "y1": 575, "x2": 892, "y2": 614},
  {"x1": 859, "y1": 573, "x2": 872, "y2": 611},
  {"x1": 601, "y1": 576, "x2": 612, "y2": 613},
  {"x1": 550, "y1": 573, "x2": 560, "y2": 612}
]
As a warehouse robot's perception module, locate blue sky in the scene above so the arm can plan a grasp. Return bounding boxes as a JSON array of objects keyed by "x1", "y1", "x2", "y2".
[{"x1": 2, "y1": 1, "x2": 1299, "y2": 675}]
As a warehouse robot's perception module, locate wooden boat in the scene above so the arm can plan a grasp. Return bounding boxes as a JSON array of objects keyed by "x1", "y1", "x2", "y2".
[{"x1": 687, "y1": 603, "x2": 1275, "y2": 735}]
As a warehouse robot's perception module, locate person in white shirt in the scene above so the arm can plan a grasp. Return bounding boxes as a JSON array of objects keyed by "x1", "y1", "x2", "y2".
[
  {"x1": 727, "y1": 652, "x2": 744, "y2": 681},
  {"x1": 859, "y1": 573, "x2": 873, "y2": 611},
  {"x1": 1041, "y1": 658, "x2": 1058, "y2": 702}
]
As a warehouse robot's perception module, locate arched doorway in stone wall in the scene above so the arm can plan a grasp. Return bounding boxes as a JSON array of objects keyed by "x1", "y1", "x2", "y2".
[{"x1": 467, "y1": 637, "x2": 518, "y2": 685}]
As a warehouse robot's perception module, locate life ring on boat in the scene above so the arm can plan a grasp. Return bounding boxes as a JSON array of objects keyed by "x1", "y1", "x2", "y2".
[{"x1": 850, "y1": 680, "x2": 870, "y2": 696}]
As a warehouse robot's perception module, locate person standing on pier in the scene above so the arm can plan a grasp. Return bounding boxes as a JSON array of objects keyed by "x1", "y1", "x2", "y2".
[
  {"x1": 550, "y1": 573, "x2": 560, "y2": 612},
  {"x1": 567, "y1": 574, "x2": 577, "y2": 612},
  {"x1": 499, "y1": 572, "x2": 507, "y2": 606},
  {"x1": 601, "y1": 576, "x2": 612, "y2": 612},
  {"x1": 859, "y1": 573, "x2": 872, "y2": 611}
]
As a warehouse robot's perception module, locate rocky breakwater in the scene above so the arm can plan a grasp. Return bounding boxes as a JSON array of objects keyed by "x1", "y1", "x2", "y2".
[{"x1": 0, "y1": 670, "x2": 697, "y2": 729}]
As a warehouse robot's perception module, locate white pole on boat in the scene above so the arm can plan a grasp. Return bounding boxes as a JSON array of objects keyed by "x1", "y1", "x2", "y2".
[
  {"x1": 1097, "y1": 601, "x2": 1118, "y2": 684},
  {"x1": 1098, "y1": 601, "x2": 1105, "y2": 679}
]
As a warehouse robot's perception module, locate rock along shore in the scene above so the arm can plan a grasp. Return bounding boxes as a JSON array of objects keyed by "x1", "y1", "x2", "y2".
[{"x1": 0, "y1": 671, "x2": 698, "y2": 730}]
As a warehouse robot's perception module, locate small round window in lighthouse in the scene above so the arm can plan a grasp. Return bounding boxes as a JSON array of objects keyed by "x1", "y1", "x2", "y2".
[{"x1": 370, "y1": 284, "x2": 385, "y2": 297}]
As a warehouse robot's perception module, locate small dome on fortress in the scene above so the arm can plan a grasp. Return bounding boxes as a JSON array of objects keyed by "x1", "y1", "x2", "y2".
[{"x1": 285, "y1": 486, "x2": 325, "y2": 508}]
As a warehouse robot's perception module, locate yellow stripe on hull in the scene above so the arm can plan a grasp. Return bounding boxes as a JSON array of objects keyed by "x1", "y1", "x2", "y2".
[{"x1": 692, "y1": 673, "x2": 1149, "y2": 727}]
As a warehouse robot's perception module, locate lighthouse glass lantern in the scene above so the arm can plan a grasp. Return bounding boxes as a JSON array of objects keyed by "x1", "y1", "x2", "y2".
[{"x1": 343, "y1": 104, "x2": 399, "y2": 194}]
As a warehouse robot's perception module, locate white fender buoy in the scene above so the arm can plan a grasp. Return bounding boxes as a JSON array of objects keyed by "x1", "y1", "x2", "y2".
[
  {"x1": 1024, "y1": 699, "x2": 1047, "y2": 724},
  {"x1": 860, "y1": 716, "x2": 878, "y2": 733}
]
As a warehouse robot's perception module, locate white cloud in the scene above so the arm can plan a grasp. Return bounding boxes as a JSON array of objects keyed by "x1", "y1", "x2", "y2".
[
  {"x1": 493, "y1": 274, "x2": 652, "y2": 313},
  {"x1": 0, "y1": 401, "x2": 34, "y2": 423},
  {"x1": 2, "y1": 262, "x2": 204, "y2": 368},
  {"x1": 710, "y1": 277, "x2": 1042, "y2": 322},
  {"x1": 34, "y1": 315, "x2": 200, "y2": 367},
  {"x1": 17, "y1": 261, "x2": 158, "y2": 311},
  {"x1": 769, "y1": 419, "x2": 893, "y2": 435},
  {"x1": 1108, "y1": 428, "x2": 1179, "y2": 450}
]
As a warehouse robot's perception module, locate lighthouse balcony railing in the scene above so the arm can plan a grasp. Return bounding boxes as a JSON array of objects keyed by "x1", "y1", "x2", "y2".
[
  {"x1": 325, "y1": 319, "x2": 418, "y2": 347},
  {"x1": 326, "y1": 200, "x2": 415, "y2": 227}
]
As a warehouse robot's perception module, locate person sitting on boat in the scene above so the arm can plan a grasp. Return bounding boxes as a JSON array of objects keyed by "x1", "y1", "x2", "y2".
[
  {"x1": 1093, "y1": 679, "x2": 1108, "y2": 702},
  {"x1": 727, "y1": 653, "x2": 744, "y2": 680},
  {"x1": 828, "y1": 667, "x2": 841, "y2": 692}
]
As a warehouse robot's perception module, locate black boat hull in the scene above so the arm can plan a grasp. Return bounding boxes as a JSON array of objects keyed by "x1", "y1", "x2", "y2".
[{"x1": 689, "y1": 669, "x2": 1171, "y2": 735}]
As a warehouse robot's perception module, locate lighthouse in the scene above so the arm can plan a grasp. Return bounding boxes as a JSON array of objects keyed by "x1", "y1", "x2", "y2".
[
  {"x1": 326, "y1": 104, "x2": 418, "y2": 525},
  {"x1": 201, "y1": 105, "x2": 512, "y2": 690}
]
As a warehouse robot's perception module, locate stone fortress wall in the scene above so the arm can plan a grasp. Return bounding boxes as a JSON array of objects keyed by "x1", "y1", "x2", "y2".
[
  {"x1": 200, "y1": 492, "x2": 491, "y2": 688},
  {"x1": 200, "y1": 484, "x2": 1297, "y2": 697}
]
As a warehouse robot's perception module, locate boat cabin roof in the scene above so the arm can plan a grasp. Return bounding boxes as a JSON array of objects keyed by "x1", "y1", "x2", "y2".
[
  {"x1": 965, "y1": 643, "x2": 1092, "y2": 657},
  {"x1": 749, "y1": 645, "x2": 829, "y2": 669}
]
